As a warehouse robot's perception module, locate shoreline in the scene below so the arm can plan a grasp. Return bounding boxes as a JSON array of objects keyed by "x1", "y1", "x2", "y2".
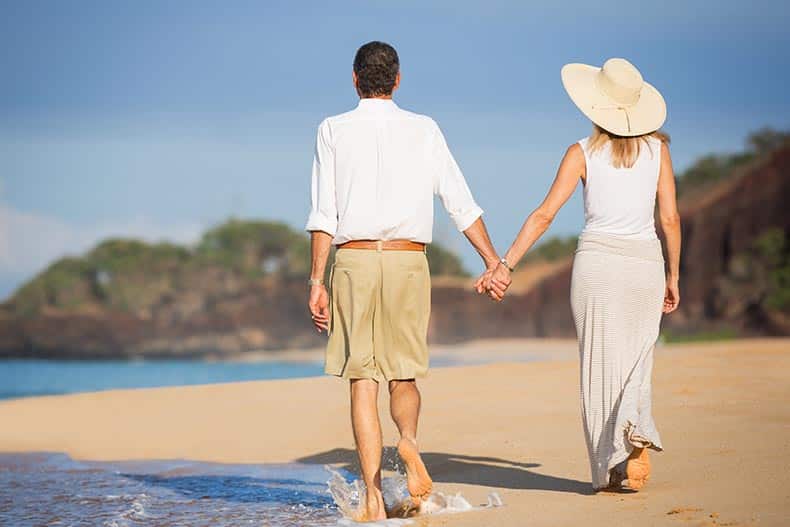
[
  {"x1": 0, "y1": 336, "x2": 763, "y2": 365},
  {"x1": 1, "y1": 338, "x2": 789, "y2": 526},
  {"x1": 0, "y1": 337, "x2": 582, "y2": 364},
  {"x1": 0, "y1": 337, "x2": 583, "y2": 369},
  {"x1": 234, "y1": 337, "x2": 583, "y2": 364},
  {"x1": 0, "y1": 338, "x2": 582, "y2": 402}
]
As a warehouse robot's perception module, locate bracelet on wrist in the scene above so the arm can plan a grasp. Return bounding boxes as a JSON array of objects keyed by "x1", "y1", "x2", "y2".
[
  {"x1": 308, "y1": 278, "x2": 324, "y2": 286},
  {"x1": 499, "y1": 257, "x2": 515, "y2": 273}
]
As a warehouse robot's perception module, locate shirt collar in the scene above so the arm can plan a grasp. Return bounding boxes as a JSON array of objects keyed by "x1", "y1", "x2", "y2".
[{"x1": 357, "y1": 98, "x2": 398, "y2": 111}]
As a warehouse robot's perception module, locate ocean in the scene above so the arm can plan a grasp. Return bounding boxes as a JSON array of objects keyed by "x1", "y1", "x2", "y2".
[
  {"x1": 0, "y1": 359, "x2": 325, "y2": 400},
  {"x1": 0, "y1": 352, "x2": 488, "y2": 401}
]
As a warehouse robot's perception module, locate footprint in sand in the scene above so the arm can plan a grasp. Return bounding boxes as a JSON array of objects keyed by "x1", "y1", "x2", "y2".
[{"x1": 666, "y1": 507, "x2": 746, "y2": 526}]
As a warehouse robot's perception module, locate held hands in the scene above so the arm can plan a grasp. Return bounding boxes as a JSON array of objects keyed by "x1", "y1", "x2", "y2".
[
  {"x1": 474, "y1": 261, "x2": 512, "y2": 302},
  {"x1": 308, "y1": 284, "x2": 330, "y2": 333},
  {"x1": 488, "y1": 263, "x2": 513, "y2": 300}
]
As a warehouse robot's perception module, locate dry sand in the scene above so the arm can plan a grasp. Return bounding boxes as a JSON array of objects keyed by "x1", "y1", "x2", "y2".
[{"x1": 1, "y1": 338, "x2": 789, "y2": 526}]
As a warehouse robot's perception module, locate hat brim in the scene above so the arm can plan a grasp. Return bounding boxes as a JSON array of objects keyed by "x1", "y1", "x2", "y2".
[{"x1": 561, "y1": 63, "x2": 666, "y2": 137}]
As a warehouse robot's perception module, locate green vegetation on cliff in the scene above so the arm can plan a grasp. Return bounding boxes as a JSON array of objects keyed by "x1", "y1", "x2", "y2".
[
  {"x1": 676, "y1": 128, "x2": 789, "y2": 197},
  {"x1": 7, "y1": 219, "x2": 468, "y2": 317},
  {"x1": 750, "y1": 227, "x2": 790, "y2": 312},
  {"x1": 522, "y1": 235, "x2": 579, "y2": 265},
  {"x1": 426, "y1": 243, "x2": 468, "y2": 277},
  {"x1": 195, "y1": 220, "x2": 311, "y2": 278},
  {"x1": 664, "y1": 226, "x2": 790, "y2": 343}
]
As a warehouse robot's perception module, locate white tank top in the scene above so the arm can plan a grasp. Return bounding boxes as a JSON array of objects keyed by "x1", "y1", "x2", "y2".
[{"x1": 578, "y1": 136, "x2": 662, "y2": 240}]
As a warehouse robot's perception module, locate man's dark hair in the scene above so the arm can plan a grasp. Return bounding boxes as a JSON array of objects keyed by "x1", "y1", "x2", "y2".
[{"x1": 353, "y1": 41, "x2": 400, "y2": 98}]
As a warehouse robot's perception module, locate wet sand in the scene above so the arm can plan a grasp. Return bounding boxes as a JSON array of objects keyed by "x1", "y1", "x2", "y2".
[{"x1": 1, "y1": 338, "x2": 788, "y2": 526}]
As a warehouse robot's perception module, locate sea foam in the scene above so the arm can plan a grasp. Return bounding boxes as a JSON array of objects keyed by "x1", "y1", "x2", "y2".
[{"x1": 327, "y1": 467, "x2": 503, "y2": 524}]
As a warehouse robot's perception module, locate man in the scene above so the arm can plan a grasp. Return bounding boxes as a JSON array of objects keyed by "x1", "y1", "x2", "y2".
[{"x1": 305, "y1": 41, "x2": 507, "y2": 521}]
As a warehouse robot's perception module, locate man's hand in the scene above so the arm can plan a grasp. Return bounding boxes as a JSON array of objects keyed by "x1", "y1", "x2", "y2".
[
  {"x1": 486, "y1": 263, "x2": 512, "y2": 301},
  {"x1": 474, "y1": 262, "x2": 512, "y2": 302},
  {"x1": 308, "y1": 284, "x2": 330, "y2": 333},
  {"x1": 307, "y1": 231, "x2": 333, "y2": 332},
  {"x1": 473, "y1": 262, "x2": 500, "y2": 302},
  {"x1": 474, "y1": 261, "x2": 497, "y2": 295}
]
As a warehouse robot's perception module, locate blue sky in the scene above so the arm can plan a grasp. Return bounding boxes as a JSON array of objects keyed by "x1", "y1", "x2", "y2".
[{"x1": 2, "y1": 0, "x2": 789, "y2": 299}]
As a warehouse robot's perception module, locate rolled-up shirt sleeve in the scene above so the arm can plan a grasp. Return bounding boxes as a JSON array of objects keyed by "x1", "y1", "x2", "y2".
[
  {"x1": 430, "y1": 122, "x2": 483, "y2": 231},
  {"x1": 305, "y1": 119, "x2": 338, "y2": 235}
]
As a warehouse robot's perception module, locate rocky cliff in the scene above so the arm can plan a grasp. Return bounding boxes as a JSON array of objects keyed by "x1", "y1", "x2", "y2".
[
  {"x1": 431, "y1": 132, "x2": 790, "y2": 342},
  {"x1": 661, "y1": 140, "x2": 790, "y2": 337}
]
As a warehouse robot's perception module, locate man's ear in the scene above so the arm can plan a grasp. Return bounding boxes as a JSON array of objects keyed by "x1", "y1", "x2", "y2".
[
  {"x1": 352, "y1": 71, "x2": 360, "y2": 94},
  {"x1": 392, "y1": 71, "x2": 401, "y2": 92}
]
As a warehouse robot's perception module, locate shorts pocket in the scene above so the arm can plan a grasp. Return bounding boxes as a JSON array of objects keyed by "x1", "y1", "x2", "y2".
[{"x1": 328, "y1": 263, "x2": 336, "y2": 336}]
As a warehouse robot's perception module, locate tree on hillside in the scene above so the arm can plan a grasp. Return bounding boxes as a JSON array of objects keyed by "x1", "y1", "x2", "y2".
[
  {"x1": 747, "y1": 128, "x2": 790, "y2": 156},
  {"x1": 677, "y1": 127, "x2": 789, "y2": 197},
  {"x1": 426, "y1": 243, "x2": 468, "y2": 276},
  {"x1": 5, "y1": 219, "x2": 470, "y2": 316}
]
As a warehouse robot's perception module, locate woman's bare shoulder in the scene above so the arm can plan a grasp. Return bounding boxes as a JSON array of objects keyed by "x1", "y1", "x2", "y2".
[
  {"x1": 566, "y1": 142, "x2": 585, "y2": 158},
  {"x1": 564, "y1": 143, "x2": 586, "y2": 169}
]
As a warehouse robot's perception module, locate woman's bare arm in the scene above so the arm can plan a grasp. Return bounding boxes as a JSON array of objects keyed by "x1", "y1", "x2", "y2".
[
  {"x1": 657, "y1": 142, "x2": 682, "y2": 313},
  {"x1": 482, "y1": 143, "x2": 585, "y2": 297}
]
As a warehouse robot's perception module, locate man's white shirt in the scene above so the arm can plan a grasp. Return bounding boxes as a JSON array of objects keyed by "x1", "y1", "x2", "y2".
[{"x1": 305, "y1": 98, "x2": 483, "y2": 244}]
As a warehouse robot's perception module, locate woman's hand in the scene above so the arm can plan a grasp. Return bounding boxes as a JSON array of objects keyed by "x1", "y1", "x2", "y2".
[
  {"x1": 475, "y1": 262, "x2": 511, "y2": 302},
  {"x1": 474, "y1": 268, "x2": 494, "y2": 294},
  {"x1": 487, "y1": 263, "x2": 512, "y2": 301},
  {"x1": 663, "y1": 277, "x2": 680, "y2": 314},
  {"x1": 474, "y1": 261, "x2": 499, "y2": 301},
  {"x1": 308, "y1": 284, "x2": 330, "y2": 332}
]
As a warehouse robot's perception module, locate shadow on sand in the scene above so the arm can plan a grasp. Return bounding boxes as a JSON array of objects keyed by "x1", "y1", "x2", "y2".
[{"x1": 296, "y1": 447, "x2": 595, "y2": 496}]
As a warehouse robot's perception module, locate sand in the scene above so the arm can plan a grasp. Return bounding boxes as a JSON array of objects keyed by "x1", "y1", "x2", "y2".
[{"x1": 1, "y1": 338, "x2": 789, "y2": 526}]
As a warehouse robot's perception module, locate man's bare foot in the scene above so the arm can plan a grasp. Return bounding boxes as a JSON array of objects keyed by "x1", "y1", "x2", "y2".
[
  {"x1": 355, "y1": 489, "x2": 386, "y2": 522},
  {"x1": 626, "y1": 447, "x2": 651, "y2": 490},
  {"x1": 397, "y1": 437, "x2": 433, "y2": 504}
]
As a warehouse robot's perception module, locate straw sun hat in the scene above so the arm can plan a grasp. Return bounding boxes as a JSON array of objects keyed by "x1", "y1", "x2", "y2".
[{"x1": 561, "y1": 58, "x2": 666, "y2": 137}]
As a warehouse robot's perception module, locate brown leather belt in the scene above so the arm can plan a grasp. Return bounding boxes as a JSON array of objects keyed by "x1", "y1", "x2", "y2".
[{"x1": 337, "y1": 240, "x2": 426, "y2": 252}]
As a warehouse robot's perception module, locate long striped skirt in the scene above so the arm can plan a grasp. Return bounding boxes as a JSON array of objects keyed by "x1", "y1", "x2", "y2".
[{"x1": 570, "y1": 232, "x2": 665, "y2": 490}]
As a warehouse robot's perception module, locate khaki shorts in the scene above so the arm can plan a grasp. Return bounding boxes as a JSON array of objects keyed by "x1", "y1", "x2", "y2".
[{"x1": 325, "y1": 248, "x2": 431, "y2": 381}]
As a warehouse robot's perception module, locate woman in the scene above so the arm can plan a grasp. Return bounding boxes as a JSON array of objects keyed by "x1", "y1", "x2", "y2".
[{"x1": 480, "y1": 58, "x2": 681, "y2": 491}]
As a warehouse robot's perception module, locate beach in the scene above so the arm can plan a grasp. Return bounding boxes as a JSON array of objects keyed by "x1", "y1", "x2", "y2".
[{"x1": 1, "y1": 338, "x2": 788, "y2": 526}]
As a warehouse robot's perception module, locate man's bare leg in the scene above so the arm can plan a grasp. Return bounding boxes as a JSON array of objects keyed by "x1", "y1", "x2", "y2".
[
  {"x1": 389, "y1": 379, "x2": 432, "y2": 503},
  {"x1": 350, "y1": 379, "x2": 386, "y2": 521}
]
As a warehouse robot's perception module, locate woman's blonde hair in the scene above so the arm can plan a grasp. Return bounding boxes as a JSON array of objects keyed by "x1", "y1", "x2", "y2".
[{"x1": 588, "y1": 124, "x2": 670, "y2": 168}]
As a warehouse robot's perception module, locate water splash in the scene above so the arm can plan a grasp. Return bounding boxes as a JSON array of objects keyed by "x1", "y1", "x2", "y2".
[{"x1": 327, "y1": 467, "x2": 504, "y2": 524}]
